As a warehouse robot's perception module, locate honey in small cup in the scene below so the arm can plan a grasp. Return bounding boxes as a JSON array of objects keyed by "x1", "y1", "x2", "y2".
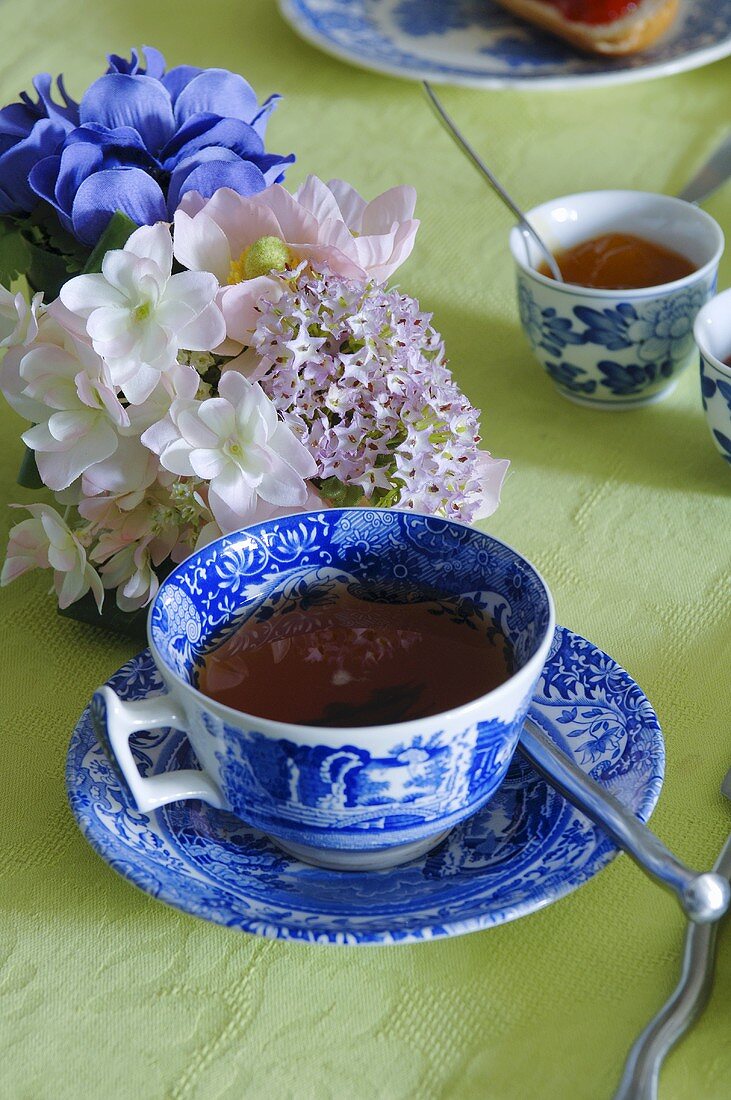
[
  {"x1": 510, "y1": 190, "x2": 724, "y2": 409},
  {"x1": 537, "y1": 232, "x2": 696, "y2": 290}
]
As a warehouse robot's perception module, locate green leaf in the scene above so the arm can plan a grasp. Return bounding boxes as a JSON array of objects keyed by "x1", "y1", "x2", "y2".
[
  {"x1": 57, "y1": 589, "x2": 149, "y2": 641},
  {"x1": 0, "y1": 217, "x2": 31, "y2": 288},
  {"x1": 315, "y1": 477, "x2": 365, "y2": 508},
  {"x1": 27, "y1": 205, "x2": 89, "y2": 270},
  {"x1": 26, "y1": 242, "x2": 78, "y2": 301},
  {"x1": 17, "y1": 446, "x2": 44, "y2": 489},
  {"x1": 82, "y1": 211, "x2": 138, "y2": 275}
]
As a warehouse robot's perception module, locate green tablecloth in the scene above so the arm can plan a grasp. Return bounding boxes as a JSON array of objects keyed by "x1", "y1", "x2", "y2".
[{"x1": 1, "y1": 3, "x2": 730, "y2": 1097}]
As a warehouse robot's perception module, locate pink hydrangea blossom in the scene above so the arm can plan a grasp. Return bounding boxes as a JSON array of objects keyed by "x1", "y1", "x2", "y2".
[
  {"x1": 0, "y1": 284, "x2": 42, "y2": 348},
  {"x1": 240, "y1": 266, "x2": 508, "y2": 522},
  {"x1": 98, "y1": 542, "x2": 159, "y2": 612}
]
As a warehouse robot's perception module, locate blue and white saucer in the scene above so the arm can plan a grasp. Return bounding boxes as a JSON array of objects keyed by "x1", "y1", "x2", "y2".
[
  {"x1": 278, "y1": 0, "x2": 731, "y2": 90},
  {"x1": 66, "y1": 626, "x2": 664, "y2": 945}
]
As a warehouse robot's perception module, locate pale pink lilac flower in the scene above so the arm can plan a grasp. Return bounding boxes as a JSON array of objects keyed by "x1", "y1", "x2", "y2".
[
  {"x1": 0, "y1": 284, "x2": 42, "y2": 348},
  {"x1": 0, "y1": 297, "x2": 59, "y2": 419},
  {"x1": 98, "y1": 543, "x2": 159, "y2": 612},
  {"x1": 173, "y1": 176, "x2": 419, "y2": 344},
  {"x1": 142, "y1": 368, "x2": 316, "y2": 532},
  {"x1": 80, "y1": 433, "x2": 159, "y2": 502},
  {"x1": 59, "y1": 223, "x2": 226, "y2": 404},
  {"x1": 18, "y1": 340, "x2": 129, "y2": 492},
  {"x1": 241, "y1": 267, "x2": 508, "y2": 522},
  {"x1": 0, "y1": 503, "x2": 103, "y2": 610}
]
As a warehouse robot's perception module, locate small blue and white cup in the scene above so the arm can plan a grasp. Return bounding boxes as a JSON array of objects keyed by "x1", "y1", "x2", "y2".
[
  {"x1": 694, "y1": 287, "x2": 731, "y2": 466},
  {"x1": 511, "y1": 190, "x2": 724, "y2": 410},
  {"x1": 93, "y1": 509, "x2": 555, "y2": 871}
]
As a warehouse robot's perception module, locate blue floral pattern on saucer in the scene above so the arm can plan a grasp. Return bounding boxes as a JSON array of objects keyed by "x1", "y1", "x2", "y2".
[
  {"x1": 66, "y1": 627, "x2": 664, "y2": 945},
  {"x1": 278, "y1": 0, "x2": 731, "y2": 89}
]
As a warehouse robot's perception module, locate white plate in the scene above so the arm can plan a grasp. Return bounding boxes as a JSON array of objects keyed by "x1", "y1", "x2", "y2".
[{"x1": 278, "y1": 0, "x2": 731, "y2": 89}]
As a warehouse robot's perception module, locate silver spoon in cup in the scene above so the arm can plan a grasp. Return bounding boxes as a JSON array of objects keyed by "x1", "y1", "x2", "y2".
[{"x1": 422, "y1": 80, "x2": 564, "y2": 282}]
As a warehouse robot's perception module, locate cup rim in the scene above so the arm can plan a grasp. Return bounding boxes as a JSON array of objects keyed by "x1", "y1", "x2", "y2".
[
  {"x1": 147, "y1": 508, "x2": 556, "y2": 741},
  {"x1": 510, "y1": 189, "x2": 725, "y2": 299},
  {"x1": 694, "y1": 286, "x2": 731, "y2": 378}
]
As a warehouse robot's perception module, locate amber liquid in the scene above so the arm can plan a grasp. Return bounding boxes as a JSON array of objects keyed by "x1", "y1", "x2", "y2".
[
  {"x1": 538, "y1": 232, "x2": 695, "y2": 290},
  {"x1": 198, "y1": 585, "x2": 513, "y2": 727}
]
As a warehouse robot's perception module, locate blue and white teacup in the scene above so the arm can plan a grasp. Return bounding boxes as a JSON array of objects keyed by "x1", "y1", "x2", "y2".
[
  {"x1": 93, "y1": 509, "x2": 555, "y2": 871},
  {"x1": 694, "y1": 287, "x2": 731, "y2": 466},
  {"x1": 511, "y1": 190, "x2": 724, "y2": 410}
]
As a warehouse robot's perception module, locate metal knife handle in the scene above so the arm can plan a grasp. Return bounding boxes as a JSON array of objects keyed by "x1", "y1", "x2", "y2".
[
  {"x1": 519, "y1": 718, "x2": 730, "y2": 923},
  {"x1": 677, "y1": 131, "x2": 731, "y2": 205},
  {"x1": 613, "y1": 832, "x2": 731, "y2": 1100}
]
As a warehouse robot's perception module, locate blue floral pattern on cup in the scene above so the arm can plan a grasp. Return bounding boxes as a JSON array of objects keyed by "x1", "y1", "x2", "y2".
[
  {"x1": 517, "y1": 274, "x2": 718, "y2": 407},
  {"x1": 518, "y1": 282, "x2": 586, "y2": 358},
  {"x1": 700, "y1": 355, "x2": 731, "y2": 465},
  {"x1": 137, "y1": 509, "x2": 554, "y2": 862},
  {"x1": 67, "y1": 627, "x2": 664, "y2": 944}
]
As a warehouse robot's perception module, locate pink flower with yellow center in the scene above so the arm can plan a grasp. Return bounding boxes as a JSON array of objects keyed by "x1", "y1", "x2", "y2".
[{"x1": 173, "y1": 175, "x2": 419, "y2": 345}]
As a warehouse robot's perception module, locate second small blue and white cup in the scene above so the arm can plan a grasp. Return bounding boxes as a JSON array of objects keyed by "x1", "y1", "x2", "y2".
[
  {"x1": 511, "y1": 191, "x2": 724, "y2": 410},
  {"x1": 694, "y1": 287, "x2": 731, "y2": 467},
  {"x1": 92, "y1": 509, "x2": 555, "y2": 871}
]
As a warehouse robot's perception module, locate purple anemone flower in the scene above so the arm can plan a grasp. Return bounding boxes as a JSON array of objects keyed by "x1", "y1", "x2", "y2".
[
  {"x1": 27, "y1": 46, "x2": 294, "y2": 246},
  {"x1": 0, "y1": 74, "x2": 78, "y2": 215}
]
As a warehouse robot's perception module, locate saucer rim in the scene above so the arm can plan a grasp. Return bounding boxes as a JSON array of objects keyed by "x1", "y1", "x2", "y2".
[{"x1": 66, "y1": 627, "x2": 664, "y2": 945}]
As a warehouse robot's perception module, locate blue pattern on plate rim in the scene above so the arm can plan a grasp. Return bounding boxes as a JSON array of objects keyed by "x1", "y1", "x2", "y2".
[
  {"x1": 66, "y1": 626, "x2": 664, "y2": 945},
  {"x1": 278, "y1": 0, "x2": 731, "y2": 88},
  {"x1": 518, "y1": 277, "x2": 712, "y2": 400}
]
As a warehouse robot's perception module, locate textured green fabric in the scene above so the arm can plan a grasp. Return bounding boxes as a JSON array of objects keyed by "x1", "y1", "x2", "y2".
[{"x1": 1, "y1": 4, "x2": 730, "y2": 1098}]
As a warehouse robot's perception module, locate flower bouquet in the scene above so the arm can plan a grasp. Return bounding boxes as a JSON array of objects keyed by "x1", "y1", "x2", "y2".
[{"x1": 0, "y1": 47, "x2": 508, "y2": 638}]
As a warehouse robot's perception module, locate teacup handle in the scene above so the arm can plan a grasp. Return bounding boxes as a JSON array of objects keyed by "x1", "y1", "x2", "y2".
[{"x1": 92, "y1": 686, "x2": 226, "y2": 814}]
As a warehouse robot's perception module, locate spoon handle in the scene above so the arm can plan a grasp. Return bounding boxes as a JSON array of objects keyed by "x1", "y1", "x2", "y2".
[
  {"x1": 677, "y1": 131, "x2": 731, "y2": 205},
  {"x1": 612, "y1": 830, "x2": 731, "y2": 1100},
  {"x1": 422, "y1": 82, "x2": 563, "y2": 281},
  {"x1": 519, "y1": 717, "x2": 730, "y2": 923}
]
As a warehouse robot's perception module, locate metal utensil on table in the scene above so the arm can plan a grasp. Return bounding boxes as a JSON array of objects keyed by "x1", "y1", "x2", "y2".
[
  {"x1": 613, "y1": 766, "x2": 731, "y2": 1100},
  {"x1": 677, "y1": 132, "x2": 731, "y2": 205},
  {"x1": 519, "y1": 718, "x2": 731, "y2": 924},
  {"x1": 422, "y1": 81, "x2": 563, "y2": 282}
]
